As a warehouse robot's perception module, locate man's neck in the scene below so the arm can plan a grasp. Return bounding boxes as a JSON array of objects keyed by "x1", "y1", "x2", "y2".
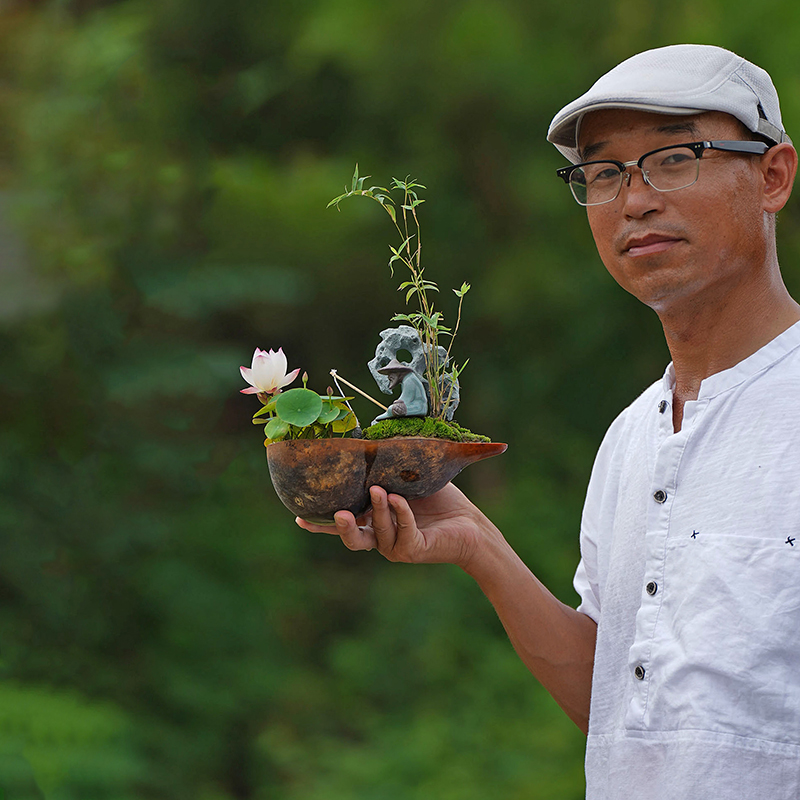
[{"x1": 659, "y1": 278, "x2": 800, "y2": 432}]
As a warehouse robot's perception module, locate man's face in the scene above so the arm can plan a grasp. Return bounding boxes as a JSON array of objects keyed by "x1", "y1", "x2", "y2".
[
  {"x1": 386, "y1": 371, "x2": 403, "y2": 389},
  {"x1": 578, "y1": 109, "x2": 769, "y2": 316}
]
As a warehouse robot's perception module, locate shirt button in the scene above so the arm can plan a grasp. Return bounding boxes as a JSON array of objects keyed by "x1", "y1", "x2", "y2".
[
  {"x1": 653, "y1": 490, "x2": 667, "y2": 503},
  {"x1": 634, "y1": 665, "x2": 646, "y2": 681},
  {"x1": 646, "y1": 581, "x2": 658, "y2": 596},
  {"x1": 658, "y1": 400, "x2": 668, "y2": 414}
]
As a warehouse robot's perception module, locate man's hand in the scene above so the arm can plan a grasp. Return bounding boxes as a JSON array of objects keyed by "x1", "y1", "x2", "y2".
[{"x1": 295, "y1": 483, "x2": 484, "y2": 569}]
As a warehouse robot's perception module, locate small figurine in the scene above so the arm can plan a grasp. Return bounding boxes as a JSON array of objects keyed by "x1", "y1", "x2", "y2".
[
  {"x1": 370, "y1": 358, "x2": 428, "y2": 425},
  {"x1": 368, "y1": 325, "x2": 460, "y2": 421}
]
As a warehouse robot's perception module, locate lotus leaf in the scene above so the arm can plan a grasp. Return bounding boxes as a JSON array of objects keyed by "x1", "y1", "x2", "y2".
[{"x1": 275, "y1": 388, "x2": 324, "y2": 427}]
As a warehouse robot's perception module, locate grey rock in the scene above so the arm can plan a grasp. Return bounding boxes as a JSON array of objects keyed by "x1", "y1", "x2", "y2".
[{"x1": 368, "y1": 326, "x2": 460, "y2": 420}]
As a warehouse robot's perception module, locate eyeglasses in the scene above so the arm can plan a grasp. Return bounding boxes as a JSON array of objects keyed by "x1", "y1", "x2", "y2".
[{"x1": 556, "y1": 140, "x2": 771, "y2": 206}]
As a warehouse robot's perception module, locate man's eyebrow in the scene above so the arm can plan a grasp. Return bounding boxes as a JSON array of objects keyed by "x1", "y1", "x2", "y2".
[
  {"x1": 655, "y1": 121, "x2": 701, "y2": 138},
  {"x1": 578, "y1": 121, "x2": 702, "y2": 163},
  {"x1": 579, "y1": 140, "x2": 609, "y2": 162}
]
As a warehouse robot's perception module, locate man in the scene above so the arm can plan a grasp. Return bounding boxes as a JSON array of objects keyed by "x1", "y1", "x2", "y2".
[{"x1": 298, "y1": 45, "x2": 800, "y2": 798}]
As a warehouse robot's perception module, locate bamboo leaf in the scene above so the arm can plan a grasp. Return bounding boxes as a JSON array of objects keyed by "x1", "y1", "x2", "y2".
[
  {"x1": 397, "y1": 234, "x2": 415, "y2": 253},
  {"x1": 451, "y1": 359, "x2": 470, "y2": 379},
  {"x1": 420, "y1": 312, "x2": 443, "y2": 327}
]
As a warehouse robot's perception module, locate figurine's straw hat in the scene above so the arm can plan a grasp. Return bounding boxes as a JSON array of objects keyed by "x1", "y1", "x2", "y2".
[{"x1": 377, "y1": 358, "x2": 414, "y2": 374}]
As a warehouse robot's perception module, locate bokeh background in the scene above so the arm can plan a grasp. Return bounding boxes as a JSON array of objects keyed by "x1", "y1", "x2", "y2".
[{"x1": 2, "y1": 1, "x2": 800, "y2": 797}]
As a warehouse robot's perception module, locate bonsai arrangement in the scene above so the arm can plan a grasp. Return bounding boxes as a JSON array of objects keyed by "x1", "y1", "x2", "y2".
[{"x1": 239, "y1": 167, "x2": 506, "y2": 522}]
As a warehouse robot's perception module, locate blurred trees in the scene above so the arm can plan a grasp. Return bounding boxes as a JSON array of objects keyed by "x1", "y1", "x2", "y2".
[{"x1": 1, "y1": 0, "x2": 799, "y2": 797}]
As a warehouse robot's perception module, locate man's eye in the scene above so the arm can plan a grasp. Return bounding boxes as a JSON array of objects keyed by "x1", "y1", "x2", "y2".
[
  {"x1": 658, "y1": 151, "x2": 694, "y2": 167},
  {"x1": 588, "y1": 167, "x2": 620, "y2": 183}
]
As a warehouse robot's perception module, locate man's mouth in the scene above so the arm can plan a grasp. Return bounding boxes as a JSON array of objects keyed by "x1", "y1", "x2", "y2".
[{"x1": 623, "y1": 234, "x2": 683, "y2": 258}]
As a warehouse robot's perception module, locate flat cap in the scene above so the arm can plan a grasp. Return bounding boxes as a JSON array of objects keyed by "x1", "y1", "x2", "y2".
[{"x1": 548, "y1": 44, "x2": 791, "y2": 164}]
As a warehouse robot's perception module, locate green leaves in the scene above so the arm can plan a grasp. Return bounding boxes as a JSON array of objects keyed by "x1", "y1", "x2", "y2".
[
  {"x1": 317, "y1": 399, "x2": 342, "y2": 425},
  {"x1": 329, "y1": 165, "x2": 471, "y2": 421},
  {"x1": 327, "y1": 164, "x2": 396, "y2": 224},
  {"x1": 331, "y1": 409, "x2": 358, "y2": 434},
  {"x1": 275, "y1": 388, "x2": 323, "y2": 427},
  {"x1": 254, "y1": 387, "x2": 357, "y2": 443},
  {"x1": 265, "y1": 417, "x2": 290, "y2": 439}
]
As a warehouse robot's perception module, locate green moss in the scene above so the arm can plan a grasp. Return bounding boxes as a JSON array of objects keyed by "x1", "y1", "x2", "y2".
[{"x1": 363, "y1": 416, "x2": 491, "y2": 443}]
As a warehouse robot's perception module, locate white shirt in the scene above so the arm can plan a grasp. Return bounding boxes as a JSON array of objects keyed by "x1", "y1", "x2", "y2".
[{"x1": 575, "y1": 320, "x2": 800, "y2": 800}]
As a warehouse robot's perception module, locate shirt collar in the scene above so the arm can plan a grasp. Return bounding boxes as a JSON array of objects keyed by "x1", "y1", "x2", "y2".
[{"x1": 659, "y1": 319, "x2": 800, "y2": 402}]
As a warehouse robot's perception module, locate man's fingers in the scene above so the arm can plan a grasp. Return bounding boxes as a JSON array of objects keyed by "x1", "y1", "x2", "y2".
[
  {"x1": 388, "y1": 494, "x2": 423, "y2": 557},
  {"x1": 388, "y1": 493, "x2": 414, "y2": 530},
  {"x1": 295, "y1": 513, "x2": 378, "y2": 551},
  {"x1": 369, "y1": 486, "x2": 398, "y2": 553},
  {"x1": 294, "y1": 487, "x2": 421, "y2": 558}
]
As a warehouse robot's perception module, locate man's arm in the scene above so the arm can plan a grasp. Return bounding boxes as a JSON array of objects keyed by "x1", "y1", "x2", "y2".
[{"x1": 296, "y1": 483, "x2": 597, "y2": 733}]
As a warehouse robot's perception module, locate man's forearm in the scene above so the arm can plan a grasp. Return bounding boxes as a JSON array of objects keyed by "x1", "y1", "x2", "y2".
[{"x1": 463, "y1": 527, "x2": 597, "y2": 733}]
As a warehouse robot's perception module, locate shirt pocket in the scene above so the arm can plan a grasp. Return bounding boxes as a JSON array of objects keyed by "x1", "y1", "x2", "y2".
[{"x1": 649, "y1": 534, "x2": 800, "y2": 743}]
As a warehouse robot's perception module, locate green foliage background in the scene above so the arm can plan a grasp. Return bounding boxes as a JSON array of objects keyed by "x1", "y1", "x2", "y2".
[{"x1": 1, "y1": 1, "x2": 800, "y2": 797}]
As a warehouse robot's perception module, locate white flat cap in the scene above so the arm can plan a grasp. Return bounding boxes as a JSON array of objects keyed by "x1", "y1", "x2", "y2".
[{"x1": 548, "y1": 44, "x2": 791, "y2": 164}]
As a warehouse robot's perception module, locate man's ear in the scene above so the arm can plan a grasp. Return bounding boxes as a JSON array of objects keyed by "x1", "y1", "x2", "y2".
[{"x1": 761, "y1": 142, "x2": 797, "y2": 214}]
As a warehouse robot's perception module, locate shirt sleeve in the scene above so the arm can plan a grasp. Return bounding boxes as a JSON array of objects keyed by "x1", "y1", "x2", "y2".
[
  {"x1": 573, "y1": 553, "x2": 601, "y2": 623},
  {"x1": 572, "y1": 396, "x2": 641, "y2": 623}
]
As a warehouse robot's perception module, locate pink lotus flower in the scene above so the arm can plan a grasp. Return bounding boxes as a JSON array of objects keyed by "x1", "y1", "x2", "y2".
[{"x1": 240, "y1": 347, "x2": 300, "y2": 395}]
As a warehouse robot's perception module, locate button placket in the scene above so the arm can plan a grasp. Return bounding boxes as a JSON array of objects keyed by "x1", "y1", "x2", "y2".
[
  {"x1": 627, "y1": 392, "x2": 705, "y2": 731},
  {"x1": 628, "y1": 421, "x2": 685, "y2": 727}
]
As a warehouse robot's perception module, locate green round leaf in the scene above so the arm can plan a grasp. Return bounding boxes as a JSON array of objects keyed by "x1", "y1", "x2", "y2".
[
  {"x1": 275, "y1": 388, "x2": 323, "y2": 427},
  {"x1": 317, "y1": 402, "x2": 341, "y2": 425},
  {"x1": 265, "y1": 417, "x2": 290, "y2": 440}
]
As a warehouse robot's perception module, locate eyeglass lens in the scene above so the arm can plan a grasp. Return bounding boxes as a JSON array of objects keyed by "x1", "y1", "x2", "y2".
[{"x1": 570, "y1": 146, "x2": 700, "y2": 206}]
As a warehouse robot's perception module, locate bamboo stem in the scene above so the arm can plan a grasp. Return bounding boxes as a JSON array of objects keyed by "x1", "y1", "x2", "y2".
[{"x1": 330, "y1": 370, "x2": 388, "y2": 410}]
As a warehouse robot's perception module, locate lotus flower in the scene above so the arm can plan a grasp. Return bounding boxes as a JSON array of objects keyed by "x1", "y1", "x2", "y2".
[{"x1": 240, "y1": 347, "x2": 300, "y2": 395}]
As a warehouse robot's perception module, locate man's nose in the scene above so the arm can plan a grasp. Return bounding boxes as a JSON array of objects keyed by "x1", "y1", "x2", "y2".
[{"x1": 620, "y1": 167, "x2": 663, "y2": 217}]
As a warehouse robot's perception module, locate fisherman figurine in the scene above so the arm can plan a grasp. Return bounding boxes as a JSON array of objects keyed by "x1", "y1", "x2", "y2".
[{"x1": 370, "y1": 358, "x2": 428, "y2": 426}]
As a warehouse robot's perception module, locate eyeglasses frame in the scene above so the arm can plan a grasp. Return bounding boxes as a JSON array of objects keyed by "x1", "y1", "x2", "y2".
[{"x1": 556, "y1": 140, "x2": 772, "y2": 206}]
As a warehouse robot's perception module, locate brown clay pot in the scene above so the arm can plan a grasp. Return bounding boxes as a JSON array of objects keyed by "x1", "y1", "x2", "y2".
[{"x1": 266, "y1": 437, "x2": 508, "y2": 524}]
